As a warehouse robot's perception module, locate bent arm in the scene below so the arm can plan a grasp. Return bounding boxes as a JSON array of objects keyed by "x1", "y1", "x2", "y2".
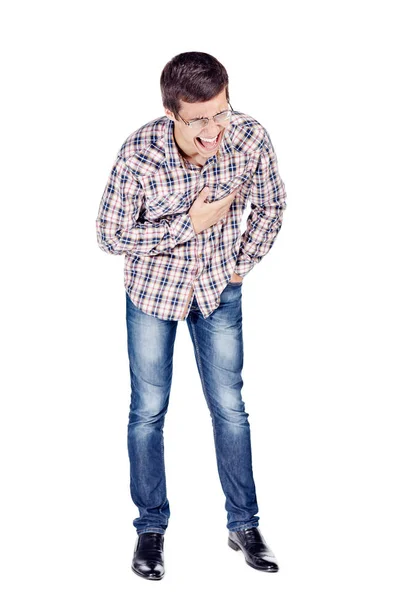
[
  {"x1": 96, "y1": 156, "x2": 196, "y2": 256},
  {"x1": 234, "y1": 136, "x2": 287, "y2": 277}
]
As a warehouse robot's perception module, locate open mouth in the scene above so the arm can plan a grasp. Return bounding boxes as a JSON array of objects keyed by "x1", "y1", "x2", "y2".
[{"x1": 196, "y1": 130, "x2": 222, "y2": 151}]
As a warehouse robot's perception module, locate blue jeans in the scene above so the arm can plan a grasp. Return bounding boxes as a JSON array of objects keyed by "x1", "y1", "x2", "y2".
[{"x1": 125, "y1": 281, "x2": 260, "y2": 535}]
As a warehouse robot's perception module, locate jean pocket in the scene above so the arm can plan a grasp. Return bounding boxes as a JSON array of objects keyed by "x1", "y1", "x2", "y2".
[{"x1": 227, "y1": 281, "x2": 243, "y2": 286}]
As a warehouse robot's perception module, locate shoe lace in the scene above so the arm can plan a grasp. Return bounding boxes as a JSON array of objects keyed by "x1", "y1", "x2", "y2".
[
  {"x1": 139, "y1": 533, "x2": 163, "y2": 555},
  {"x1": 241, "y1": 528, "x2": 267, "y2": 554}
]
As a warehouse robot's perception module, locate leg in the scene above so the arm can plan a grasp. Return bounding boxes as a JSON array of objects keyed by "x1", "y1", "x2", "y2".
[
  {"x1": 186, "y1": 282, "x2": 260, "y2": 532},
  {"x1": 126, "y1": 292, "x2": 178, "y2": 535}
]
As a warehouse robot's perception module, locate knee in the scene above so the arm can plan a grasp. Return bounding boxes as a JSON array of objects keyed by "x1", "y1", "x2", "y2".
[{"x1": 128, "y1": 394, "x2": 169, "y2": 426}]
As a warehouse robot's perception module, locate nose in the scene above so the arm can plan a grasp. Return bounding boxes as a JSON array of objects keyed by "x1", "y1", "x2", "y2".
[{"x1": 200, "y1": 119, "x2": 221, "y2": 137}]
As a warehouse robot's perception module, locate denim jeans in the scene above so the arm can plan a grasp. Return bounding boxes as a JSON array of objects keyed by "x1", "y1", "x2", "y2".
[{"x1": 125, "y1": 281, "x2": 260, "y2": 535}]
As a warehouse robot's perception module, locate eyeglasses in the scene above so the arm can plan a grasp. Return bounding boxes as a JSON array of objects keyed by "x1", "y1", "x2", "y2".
[{"x1": 177, "y1": 101, "x2": 234, "y2": 130}]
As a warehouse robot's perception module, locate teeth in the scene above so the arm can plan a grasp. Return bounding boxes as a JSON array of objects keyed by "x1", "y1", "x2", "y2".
[{"x1": 199, "y1": 134, "x2": 218, "y2": 142}]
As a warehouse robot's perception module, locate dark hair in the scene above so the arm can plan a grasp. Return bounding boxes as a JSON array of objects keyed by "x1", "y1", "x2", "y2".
[{"x1": 160, "y1": 51, "x2": 230, "y2": 118}]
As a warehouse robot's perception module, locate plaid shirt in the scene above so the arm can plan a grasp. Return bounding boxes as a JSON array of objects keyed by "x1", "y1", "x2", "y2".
[{"x1": 96, "y1": 111, "x2": 287, "y2": 321}]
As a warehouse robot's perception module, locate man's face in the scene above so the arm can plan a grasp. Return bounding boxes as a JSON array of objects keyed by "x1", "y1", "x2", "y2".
[{"x1": 165, "y1": 88, "x2": 230, "y2": 163}]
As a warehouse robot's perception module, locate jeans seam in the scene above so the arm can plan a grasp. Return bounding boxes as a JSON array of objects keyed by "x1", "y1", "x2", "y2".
[{"x1": 187, "y1": 318, "x2": 216, "y2": 432}]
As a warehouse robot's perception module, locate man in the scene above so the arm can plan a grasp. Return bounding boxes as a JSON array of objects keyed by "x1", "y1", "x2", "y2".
[{"x1": 96, "y1": 51, "x2": 287, "y2": 580}]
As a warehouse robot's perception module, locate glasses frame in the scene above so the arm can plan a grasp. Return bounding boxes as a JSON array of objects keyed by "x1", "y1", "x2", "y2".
[{"x1": 177, "y1": 101, "x2": 234, "y2": 129}]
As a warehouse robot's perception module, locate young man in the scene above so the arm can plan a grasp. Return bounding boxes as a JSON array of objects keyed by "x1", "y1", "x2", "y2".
[{"x1": 96, "y1": 51, "x2": 287, "y2": 580}]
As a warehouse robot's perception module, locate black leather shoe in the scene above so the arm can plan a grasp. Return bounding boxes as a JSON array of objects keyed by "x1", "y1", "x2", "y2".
[
  {"x1": 131, "y1": 532, "x2": 165, "y2": 580},
  {"x1": 228, "y1": 527, "x2": 279, "y2": 572}
]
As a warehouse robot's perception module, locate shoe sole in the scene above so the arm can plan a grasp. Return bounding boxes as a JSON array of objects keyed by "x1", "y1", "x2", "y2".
[
  {"x1": 131, "y1": 564, "x2": 164, "y2": 580},
  {"x1": 228, "y1": 537, "x2": 279, "y2": 572}
]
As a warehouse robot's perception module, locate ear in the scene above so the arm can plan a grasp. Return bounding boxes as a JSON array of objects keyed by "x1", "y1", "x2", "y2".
[{"x1": 164, "y1": 107, "x2": 175, "y2": 121}]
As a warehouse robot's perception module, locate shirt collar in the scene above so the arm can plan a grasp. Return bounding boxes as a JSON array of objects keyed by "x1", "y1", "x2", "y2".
[{"x1": 164, "y1": 117, "x2": 234, "y2": 171}]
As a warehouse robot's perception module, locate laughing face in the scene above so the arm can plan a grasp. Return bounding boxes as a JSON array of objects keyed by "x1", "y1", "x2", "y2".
[{"x1": 164, "y1": 88, "x2": 231, "y2": 167}]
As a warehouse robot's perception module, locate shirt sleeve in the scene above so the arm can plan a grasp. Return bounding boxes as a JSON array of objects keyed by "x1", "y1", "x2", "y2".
[
  {"x1": 96, "y1": 155, "x2": 197, "y2": 256},
  {"x1": 233, "y1": 135, "x2": 287, "y2": 278}
]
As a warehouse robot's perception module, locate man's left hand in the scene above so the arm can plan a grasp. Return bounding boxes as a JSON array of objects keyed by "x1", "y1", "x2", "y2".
[{"x1": 230, "y1": 272, "x2": 243, "y2": 283}]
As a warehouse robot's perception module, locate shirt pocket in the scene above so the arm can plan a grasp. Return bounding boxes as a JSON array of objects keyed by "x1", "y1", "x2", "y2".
[
  {"x1": 214, "y1": 170, "x2": 252, "y2": 202},
  {"x1": 143, "y1": 190, "x2": 192, "y2": 221}
]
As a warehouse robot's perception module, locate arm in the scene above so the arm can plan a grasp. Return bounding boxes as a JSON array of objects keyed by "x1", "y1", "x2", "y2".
[
  {"x1": 233, "y1": 135, "x2": 287, "y2": 278},
  {"x1": 96, "y1": 156, "x2": 197, "y2": 256}
]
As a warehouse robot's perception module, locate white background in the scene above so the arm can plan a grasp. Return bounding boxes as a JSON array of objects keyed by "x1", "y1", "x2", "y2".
[{"x1": 1, "y1": 0, "x2": 399, "y2": 597}]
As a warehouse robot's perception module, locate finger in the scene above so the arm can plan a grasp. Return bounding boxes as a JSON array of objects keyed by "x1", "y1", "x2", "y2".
[
  {"x1": 220, "y1": 194, "x2": 236, "y2": 206},
  {"x1": 226, "y1": 186, "x2": 241, "y2": 200},
  {"x1": 230, "y1": 185, "x2": 242, "y2": 195}
]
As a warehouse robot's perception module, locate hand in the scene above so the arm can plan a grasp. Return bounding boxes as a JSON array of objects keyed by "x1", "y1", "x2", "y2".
[
  {"x1": 188, "y1": 186, "x2": 241, "y2": 235},
  {"x1": 230, "y1": 272, "x2": 243, "y2": 283}
]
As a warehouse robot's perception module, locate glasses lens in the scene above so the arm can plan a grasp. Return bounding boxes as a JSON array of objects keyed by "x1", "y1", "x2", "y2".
[
  {"x1": 214, "y1": 110, "x2": 232, "y2": 124},
  {"x1": 189, "y1": 118, "x2": 208, "y2": 129},
  {"x1": 189, "y1": 111, "x2": 232, "y2": 129}
]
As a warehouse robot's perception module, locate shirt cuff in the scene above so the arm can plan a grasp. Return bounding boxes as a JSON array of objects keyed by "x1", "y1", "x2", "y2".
[
  {"x1": 233, "y1": 260, "x2": 255, "y2": 278},
  {"x1": 171, "y1": 213, "x2": 197, "y2": 245}
]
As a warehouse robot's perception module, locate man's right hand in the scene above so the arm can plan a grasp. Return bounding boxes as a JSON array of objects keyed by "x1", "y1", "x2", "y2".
[{"x1": 188, "y1": 186, "x2": 241, "y2": 235}]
